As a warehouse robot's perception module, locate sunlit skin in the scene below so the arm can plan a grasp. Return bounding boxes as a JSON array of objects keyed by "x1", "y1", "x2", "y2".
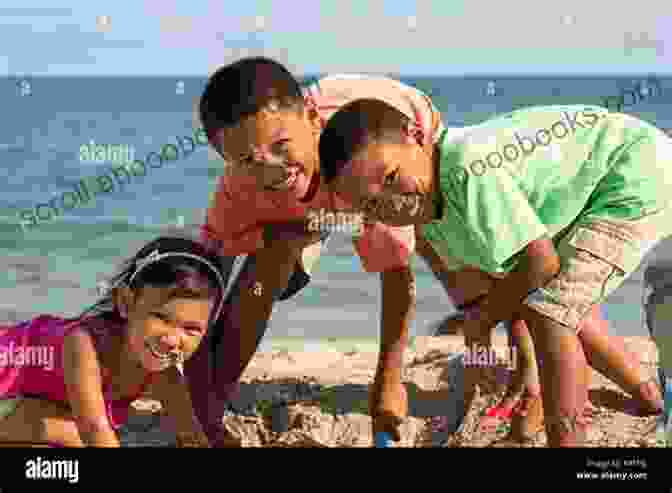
[{"x1": 212, "y1": 104, "x2": 322, "y2": 200}]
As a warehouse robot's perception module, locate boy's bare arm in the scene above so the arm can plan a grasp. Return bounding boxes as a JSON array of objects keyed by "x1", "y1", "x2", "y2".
[
  {"x1": 233, "y1": 229, "x2": 320, "y2": 378},
  {"x1": 377, "y1": 267, "x2": 415, "y2": 380},
  {"x1": 371, "y1": 267, "x2": 415, "y2": 440},
  {"x1": 467, "y1": 236, "x2": 560, "y2": 329}
]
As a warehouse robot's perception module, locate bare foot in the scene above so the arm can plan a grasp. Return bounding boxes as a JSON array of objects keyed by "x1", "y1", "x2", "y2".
[
  {"x1": 629, "y1": 378, "x2": 664, "y2": 416},
  {"x1": 506, "y1": 394, "x2": 603, "y2": 443}
]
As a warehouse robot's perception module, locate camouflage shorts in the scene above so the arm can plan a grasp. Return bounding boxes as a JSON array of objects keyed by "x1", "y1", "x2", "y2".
[{"x1": 524, "y1": 207, "x2": 672, "y2": 332}]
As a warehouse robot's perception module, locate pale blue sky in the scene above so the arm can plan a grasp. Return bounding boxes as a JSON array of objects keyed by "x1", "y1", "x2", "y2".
[{"x1": 1, "y1": 0, "x2": 670, "y2": 76}]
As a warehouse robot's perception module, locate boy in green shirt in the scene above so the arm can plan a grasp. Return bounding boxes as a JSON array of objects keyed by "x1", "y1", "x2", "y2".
[{"x1": 318, "y1": 101, "x2": 672, "y2": 446}]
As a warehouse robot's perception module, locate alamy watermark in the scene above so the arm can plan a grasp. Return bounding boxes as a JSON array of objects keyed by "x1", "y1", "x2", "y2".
[
  {"x1": 306, "y1": 196, "x2": 429, "y2": 233},
  {"x1": 16, "y1": 128, "x2": 208, "y2": 231},
  {"x1": 79, "y1": 140, "x2": 135, "y2": 164},
  {"x1": 463, "y1": 342, "x2": 517, "y2": 370},
  {"x1": 0, "y1": 342, "x2": 55, "y2": 371},
  {"x1": 307, "y1": 209, "x2": 364, "y2": 234},
  {"x1": 25, "y1": 457, "x2": 79, "y2": 484}
]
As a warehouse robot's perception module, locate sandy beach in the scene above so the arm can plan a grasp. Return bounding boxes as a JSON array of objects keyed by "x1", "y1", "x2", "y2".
[{"x1": 120, "y1": 335, "x2": 666, "y2": 447}]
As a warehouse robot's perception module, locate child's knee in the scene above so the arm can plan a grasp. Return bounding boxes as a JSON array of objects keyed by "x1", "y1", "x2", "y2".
[{"x1": 519, "y1": 305, "x2": 581, "y2": 346}]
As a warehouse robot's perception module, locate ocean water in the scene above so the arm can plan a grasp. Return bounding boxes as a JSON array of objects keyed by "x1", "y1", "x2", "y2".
[{"x1": 1, "y1": 75, "x2": 671, "y2": 344}]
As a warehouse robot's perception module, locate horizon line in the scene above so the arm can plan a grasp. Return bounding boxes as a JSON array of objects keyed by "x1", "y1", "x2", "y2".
[{"x1": 2, "y1": 72, "x2": 670, "y2": 79}]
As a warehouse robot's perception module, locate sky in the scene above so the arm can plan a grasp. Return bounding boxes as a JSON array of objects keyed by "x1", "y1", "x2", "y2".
[{"x1": 1, "y1": 0, "x2": 671, "y2": 76}]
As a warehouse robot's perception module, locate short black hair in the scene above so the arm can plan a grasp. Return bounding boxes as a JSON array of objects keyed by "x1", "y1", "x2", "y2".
[
  {"x1": 199, "y1": 57, "x2": 304, "y2": 144},
  {"x1": 319, "y1": 99, "x2": 411, "y2": 183}
]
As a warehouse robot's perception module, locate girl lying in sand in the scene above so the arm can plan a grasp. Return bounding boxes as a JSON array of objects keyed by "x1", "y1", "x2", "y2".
[{"x1": 0, "y1": 237, "x2": 227, "y2": 447}]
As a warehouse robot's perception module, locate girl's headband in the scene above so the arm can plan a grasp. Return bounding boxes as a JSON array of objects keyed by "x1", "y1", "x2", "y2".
[
  {"x1": 129, "y1": 249, "x2": 227, "y2": 325},
  {"x1": 99, "y1": 249, "x2": 227, "y2": 327}
]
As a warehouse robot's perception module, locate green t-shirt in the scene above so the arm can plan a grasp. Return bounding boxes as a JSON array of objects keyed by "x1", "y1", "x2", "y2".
[{"x1": 422, "y1": 105, "x2": 671, "y2": 274}]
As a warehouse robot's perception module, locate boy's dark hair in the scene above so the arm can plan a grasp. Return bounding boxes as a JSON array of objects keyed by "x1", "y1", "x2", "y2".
[
  {"x1": 199, "y1": 57, "x2": 304, "y2": 144},
  {"x1": 319, "y1": 99, "x2": 411, "y2": 183}
]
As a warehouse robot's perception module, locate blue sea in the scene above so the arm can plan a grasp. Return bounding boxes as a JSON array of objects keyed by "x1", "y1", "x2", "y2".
[{"x1": 1, "y1": 75, "x2": 671, "y2": 349}]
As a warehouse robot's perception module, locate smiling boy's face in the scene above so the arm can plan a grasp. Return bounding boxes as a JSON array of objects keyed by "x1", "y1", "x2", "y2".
[
  {"x1": 211, "y1": 104, "x2": 321, "y2": 200},
  {"x1": 329, "y1": 139, "x2": 437, "y2": 226}
]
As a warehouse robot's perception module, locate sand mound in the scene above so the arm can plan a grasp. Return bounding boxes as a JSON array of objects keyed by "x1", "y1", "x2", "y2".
[{"x1": 120, "y1": 336, "x2": 666, "y2": 447}]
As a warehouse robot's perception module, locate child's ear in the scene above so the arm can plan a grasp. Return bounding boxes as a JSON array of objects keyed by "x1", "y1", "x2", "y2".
[
  {"x1": 402, "y1": 124, "x2": 426, "y2": 147},
  {"x1": 410, "y1": 126, "x2": 426, "y2": 146}
]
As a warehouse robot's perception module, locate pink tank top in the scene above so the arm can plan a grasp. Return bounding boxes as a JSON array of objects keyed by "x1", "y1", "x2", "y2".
[{"x1": 0, "y1": 314, "x2": 152, "y2": 429}]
